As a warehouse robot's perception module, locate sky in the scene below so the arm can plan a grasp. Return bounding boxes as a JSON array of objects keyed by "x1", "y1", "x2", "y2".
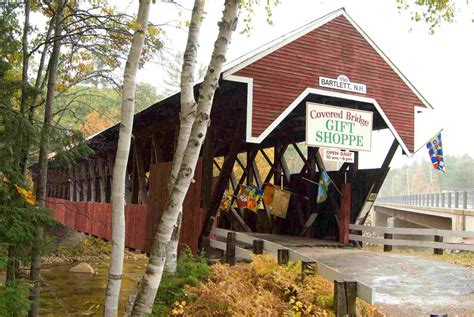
[{"x1": 119, "y1": 0, "x2": 474, "y2": 168}]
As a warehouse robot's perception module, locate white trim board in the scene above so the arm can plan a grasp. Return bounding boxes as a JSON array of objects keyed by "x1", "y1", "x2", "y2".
[
  {"x1": 226, "y1": 76, "x2": 412, "y2": 156},
  {"x1": 222, "y1": 8, "x2": 432, "y2": 110}
]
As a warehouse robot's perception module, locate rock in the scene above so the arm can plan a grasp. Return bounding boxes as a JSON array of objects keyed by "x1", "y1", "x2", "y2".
[{"x1": 69, "y1": 262, "x2": 95, "y2": 274}]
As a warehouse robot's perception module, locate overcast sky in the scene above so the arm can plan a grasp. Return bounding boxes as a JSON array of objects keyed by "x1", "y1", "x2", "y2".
[{"x1": 120, "y1": 0, "x2": 474, "y2": 168}]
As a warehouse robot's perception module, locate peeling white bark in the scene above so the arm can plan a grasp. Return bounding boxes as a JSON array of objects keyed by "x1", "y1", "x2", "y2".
[
  {"x1": 104, "y1": 1, "x2": 151, "y2": 316},
  {"x1": 131, "y1": 1, "x2": 240, "y2": 315},
  {"x1": 165, "y1": 0, "x2": 205, "y2": 274}
]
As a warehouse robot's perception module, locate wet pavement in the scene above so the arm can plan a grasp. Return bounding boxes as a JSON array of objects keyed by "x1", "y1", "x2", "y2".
[{"x1": 296, "y1": 247, "x2": 474, "y2": 316}]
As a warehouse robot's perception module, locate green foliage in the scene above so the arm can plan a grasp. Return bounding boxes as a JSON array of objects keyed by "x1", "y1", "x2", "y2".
[
  {"x1": 0, "y1": 280, "x2": 31, "y2": 317},
  {"x1": 240, "y1": 0, "x2": 282, "y2": 34},
  {"x1": 396, "y1": 0, "x2": 456, "y2": 33},
  {"x1": 152, "y1": 249, "x2": 211, "y2": 316}
]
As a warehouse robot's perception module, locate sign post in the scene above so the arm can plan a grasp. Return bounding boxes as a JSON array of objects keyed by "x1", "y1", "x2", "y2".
[{"x1": 306, "y1": 103, "x2": 373, "y2": 152}]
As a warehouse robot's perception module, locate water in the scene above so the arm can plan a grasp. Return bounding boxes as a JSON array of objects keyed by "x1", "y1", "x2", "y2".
[{"x1": 40, "y1": 256, "x2": 147, "y2": 316}]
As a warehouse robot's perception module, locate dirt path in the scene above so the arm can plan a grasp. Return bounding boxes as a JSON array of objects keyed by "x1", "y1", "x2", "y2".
[{"x1": 296, "y1": 246, "x2": 474, "y2": 316}]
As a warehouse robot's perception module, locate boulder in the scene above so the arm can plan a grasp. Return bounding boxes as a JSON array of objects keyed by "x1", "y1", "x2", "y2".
[{"x1": 69, "y1": 262, "x2": 95, "y2": 274}]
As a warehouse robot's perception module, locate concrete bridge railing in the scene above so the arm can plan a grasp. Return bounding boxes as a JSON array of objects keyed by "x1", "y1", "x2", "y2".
[{"x1": 377, "y1": 191, "x2": 474, "y2": 210}]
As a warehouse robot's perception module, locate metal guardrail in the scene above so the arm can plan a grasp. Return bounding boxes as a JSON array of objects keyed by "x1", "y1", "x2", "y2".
[{"x1": 377, "y1": 191, "x2": 474, "y2": 209}]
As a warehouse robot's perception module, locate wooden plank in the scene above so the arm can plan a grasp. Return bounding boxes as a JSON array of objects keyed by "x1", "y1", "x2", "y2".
[
  {"x1": 202, "y1": 125, "x2": 214, "y2": 209},
  {"x1": 334, "y1": 280, "x2": 347, "y2": 317},
  {"x1": 134, "y1": 140, "x2": 149, "y2": 204},
  {"x1": 349, "y1": 224, "x2": 474, "y2": 238},
  {"x1": 226, "y1": 232, "x2": 236, "y2": 265},
  {"x1": 210, "y1": 227, "x2": 375, "y2": 304},
  {"x1": 97, "y1": 159, "x2": 107, "y2": 203},
  {"x1": 277, "y1": 249, "x2": 289, "y2": 265},
  {"x1": 201, "y1": 114, "x2": 245, "y2": 237},
  {"x1": 349, "y1": 234, "x2": 474, "y2": 251},
  {"x1": 88, "y1": 160, "x2": 96, "y2": 202}
]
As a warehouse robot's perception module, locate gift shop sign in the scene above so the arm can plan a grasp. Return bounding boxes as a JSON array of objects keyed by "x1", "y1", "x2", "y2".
[
  {"x1": 322, "y1": 148, "x2": 355, "y2": 163},
  {"x1": 306, "y1": 103, "x2": 373, "y2": 152},
  {"x1": 319, "y1": 75, "x2": 367, "y2": 94}
]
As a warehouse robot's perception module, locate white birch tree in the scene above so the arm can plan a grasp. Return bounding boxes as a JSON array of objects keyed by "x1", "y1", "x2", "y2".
[
  {"x1": 130, "y1": 0, "x2": 240, "y2": 314},
  {"x1": 104, "y1": 0, "x2": 151, "y2": 315},
  {"x1": 165, "y1": 0, "x2": 205, "y2": 273}
]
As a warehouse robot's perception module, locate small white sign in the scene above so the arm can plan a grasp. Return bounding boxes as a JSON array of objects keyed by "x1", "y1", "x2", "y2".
[
  {"x1": 322, "y1": 148, "x2": 355, "y2": 163},
  {"x1": 319, "y1": 75, "x2": 367, "y2": 94},
  {"x1": 306, "y1": 103, "x2": 373, "y2": 152}
]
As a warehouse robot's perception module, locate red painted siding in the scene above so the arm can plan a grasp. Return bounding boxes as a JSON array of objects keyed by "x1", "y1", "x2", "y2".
[
  {"x1": 46, "y1": 159, "x2": 206, "y2": 254},
  {"x1": 235, "y1": 15, "x2": 426, "y2": 151}
]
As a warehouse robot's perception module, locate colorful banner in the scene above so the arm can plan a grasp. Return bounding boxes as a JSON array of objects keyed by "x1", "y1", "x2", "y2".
[{"x1": 426, "y1": 131, "x2": 445, "y2": 173}]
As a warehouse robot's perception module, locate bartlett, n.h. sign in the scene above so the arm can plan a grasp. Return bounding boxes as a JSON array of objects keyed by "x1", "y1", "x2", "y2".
[
  {"x1": 319, "y1": 75, "x2": 367, "y2": 94},
  {"x1": 306, "y1": 103, "x2": 373, "y2": 152}
]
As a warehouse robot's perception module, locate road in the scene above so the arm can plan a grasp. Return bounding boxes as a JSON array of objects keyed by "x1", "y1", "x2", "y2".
[{"x1": 295, "y1": 246, "x2": 474, "y2": 316}]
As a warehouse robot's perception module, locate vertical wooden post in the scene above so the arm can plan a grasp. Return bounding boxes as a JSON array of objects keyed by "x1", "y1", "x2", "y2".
[
  {"x1": 201, "y1": 236, "x2": 210, "y2": 257},
  {"x1": 88, "y1": 160, "x2": 96, "y2": 202},
  {"x1": 134, "y1": 140, "x2": 149, "y2": 204},
  {"x1": 434, "y1": 235, "x2": 443, "y2": 255},
  {"x1": 333, "y1": 280, "x2": 357, "y2": 317},
  {"x1": 339, "y1": 183, "x2": 351, "y2": 244},
  {"x1": 81, "y1": 163, "x2": 88, "y2": 201},
  {"x1": 345, "y1": 281, "x2": 357, "y2": 317},
  {"x1": 252, "y1": 239, "x2": 264, "y2": 254},
  {"x1": 226, "y1": 232, "x2": 236, "y2": 265},
  {"x1": 202, "y1": 126, "x2": 214, "y2": 209},
  {"x1": 384, "y1": 217, "x2": 395, "y2": 252},
  {"x1": 277, "y1": 249, "x2": 289, "y2": 265},
  {"x1": 334, "y1": 280, "x2": 347, "y2": 317},
  {"x1": 97, "y1": 159, "x2": 107, "y2": 203},
  {"x1": 274, "y1": 144, "x2": 282, "y2": 186},
  {"x1": 301, "y1": 261, "x2": 317, "y2": 278},
  {"x1": 246, "y1": 149, "x2": 254, "y2": 185},
  {"x1": 201, "y1": 115, "x2": 245, "y2": 238}
]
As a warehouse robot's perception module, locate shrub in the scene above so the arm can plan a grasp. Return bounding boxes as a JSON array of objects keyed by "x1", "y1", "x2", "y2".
[
  {"x1": 183, "y1": 254, "x2": 380, "y2": 317},
  {"x1": 152, "y1": 249, "x2": 211, "y2": 316}
]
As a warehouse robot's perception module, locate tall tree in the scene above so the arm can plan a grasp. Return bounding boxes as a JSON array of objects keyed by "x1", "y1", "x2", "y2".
[
  {"x1": 131, "y1": 1, "x2": 240, "y2": 314},
  {"x1": 104, "y1": 0, "x2": 151, "y2": 315},
  {"x1": 165, "y1": 0, "x2": 205, "y2": 273},
  {"x1": 29, "y1": 0, "x2": 65, "y2": 315}
]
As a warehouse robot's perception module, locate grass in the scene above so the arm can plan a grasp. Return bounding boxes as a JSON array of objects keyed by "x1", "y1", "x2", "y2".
[{"x1": 152, "y1": 249, "x2": 211, "y2": 316}]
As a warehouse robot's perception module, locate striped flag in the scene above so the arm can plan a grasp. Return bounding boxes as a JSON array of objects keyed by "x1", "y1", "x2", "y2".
[{"x1": 426, "y1": 131, "x2": 445, "y2": 173}]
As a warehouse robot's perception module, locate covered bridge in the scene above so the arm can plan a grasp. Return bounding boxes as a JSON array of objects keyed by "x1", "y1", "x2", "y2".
[{"x1": 44, "y1": 8, "x2": 431, "y2": 254}]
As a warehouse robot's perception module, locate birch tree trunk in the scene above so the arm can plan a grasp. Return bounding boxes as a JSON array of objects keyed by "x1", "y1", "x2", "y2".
[
  {"x1": 29, "y1": 1, "x2": 64, "y2": 316},
  {"x1": 165, "y1": 0, "x2": 205, "y2": 274},
  {"x1": 104, "y1": 1, "x2": 151, "y2": 316},
  {"x1": 130, "y1": 1, "x2": 240, "y2": 314}
]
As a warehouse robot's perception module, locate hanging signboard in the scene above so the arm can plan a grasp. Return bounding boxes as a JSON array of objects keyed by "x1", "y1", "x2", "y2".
[
  {"x1": 319, "y1": 75, "x2": 367, "y2": 94},
  {"x1": 306, "y1": 103, "x2": 373, "y2": 152},
  {"x1": 322, "y1": 148, "x2": 355, "y2": 163}
]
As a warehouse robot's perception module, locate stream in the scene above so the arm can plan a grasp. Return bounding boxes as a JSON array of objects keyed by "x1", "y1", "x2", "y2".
[{"x1": 40, "y1": 256, "x2": 147, "y2": 316}]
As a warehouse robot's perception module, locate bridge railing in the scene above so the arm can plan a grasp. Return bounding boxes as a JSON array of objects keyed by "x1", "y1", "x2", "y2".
[
  {"x1": 349, "y1": 224, "x2": 474, "y2": 253},
  {"x1": 377, "y1": 191, "x2": 474, "y2": 209},
  {"x1": 208, "y1": 227, "x2": 375, "y2": 305}
]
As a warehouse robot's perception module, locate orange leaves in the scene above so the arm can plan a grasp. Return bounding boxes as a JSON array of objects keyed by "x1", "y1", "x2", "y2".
[{"x1": 80, "y1": 110, "x2": 113, "y2": 136}]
